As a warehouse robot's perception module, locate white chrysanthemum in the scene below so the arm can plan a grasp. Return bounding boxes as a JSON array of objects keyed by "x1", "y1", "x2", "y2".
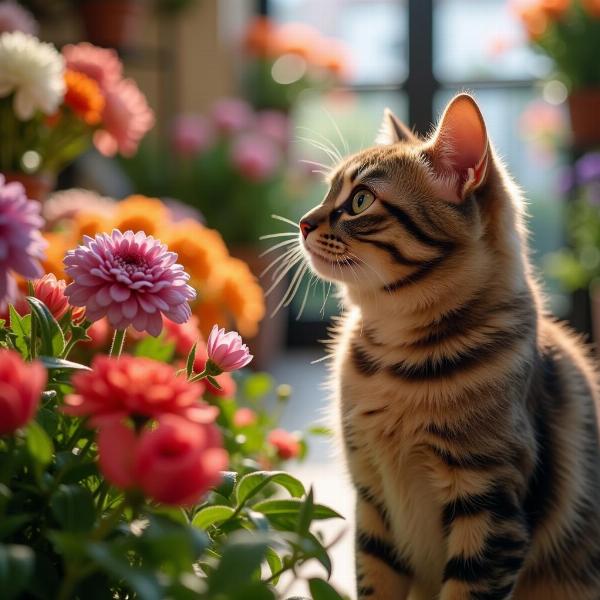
[{"x1": 0, "y1": 31, "x2": 64, "y2": 120}]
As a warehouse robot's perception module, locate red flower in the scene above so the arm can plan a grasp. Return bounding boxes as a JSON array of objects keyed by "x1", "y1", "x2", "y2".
[
  {"x1": 97, "y1": 415, "x2": 228, "y2": 506},
  {"x1": 268, "y1": 428, "x2": 301, "y2": 460},
  {"x1": 0, "y1": 349, "x2": 46, "y2": 435},
  {"x1": 64, "y1": 355, "x2": 216, "y2": 425},
  {"x1": 233, "y1": 407, "x2": 257, "y2": 428},
  {"x1": 163, "y1": 315, "x2": 200, "y2": 357},
  {"x1": 33, "y1": 273, "x2": 85, "y2": 321}
]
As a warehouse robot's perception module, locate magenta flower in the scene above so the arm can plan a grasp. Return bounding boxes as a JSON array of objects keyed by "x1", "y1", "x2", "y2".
[
  {"x1": 211, "y1": 98, "x2": 253, "y2": 134},
  {"x1": 206, "y1": 325, "x2": 253, "y2": 373},
  {"x1": 0, "y1": 175, "x2": 46, "y2": 302},
  {"x1": 64, "y1": 229, "x2": 196, "y2": 336},
  {"x1": 231, "y1": 133, "x2": 280, "y2": 182},
  {"x1": 171, "y1": 114, "x2": 214, "y2": 157}
]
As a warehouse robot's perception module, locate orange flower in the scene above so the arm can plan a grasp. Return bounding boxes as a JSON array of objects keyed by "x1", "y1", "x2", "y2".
[
  {"x1": 64, "y1": 69, "x2": 105, "y2": 125},
  {"x1": 582, "y1": 0, "x2": 600, "y2": 17},
  {"x1": 516, "y1": 4, "x2": 549, "y2": 39},
  {"x1": 41, "y1": 232, "x2": 73, "y2": 281},
  {"x1": 193, "y1": 301, "x2": 229, "y2": 338},
  {"x1": 274, "y1": 23, "x2": 321, "y2": 61},
  {"x1": 73, "y1": 211, "x2": 109, "y2": 241},
  {"x1": 243, "y1": 16, "x2": 278, "y2": 57},
  {"x1": 313, "y1": 39, "x2": 350, "y2": 78},
  {"x1": 540, "y1": 0, "x2": 570, "y2": 18},
  {"x1": 113, "y1": 195, "x2": 169, "y2": 237}
]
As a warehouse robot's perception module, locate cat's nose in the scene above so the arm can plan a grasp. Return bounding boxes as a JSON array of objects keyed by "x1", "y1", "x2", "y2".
[{"x1": 300, "y1": 218, "x2": 318, "y2": 239}]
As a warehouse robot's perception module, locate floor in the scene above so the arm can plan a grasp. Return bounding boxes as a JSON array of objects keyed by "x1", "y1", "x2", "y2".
[{"x1": 271, "y1": 349, "x2": 355, "y2": 599}]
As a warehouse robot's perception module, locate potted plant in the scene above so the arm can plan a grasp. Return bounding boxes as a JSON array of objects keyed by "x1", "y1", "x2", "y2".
[
  {"x1": 515, "y1": 0, "x2": 600, "y2": 147},
  {"x1": 0, "y1": 32, "x2": 154, "y2": 200}
]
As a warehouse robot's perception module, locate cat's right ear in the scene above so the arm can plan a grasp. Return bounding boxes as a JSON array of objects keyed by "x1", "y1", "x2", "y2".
[{"x1": 376, "y1": 108, "x2": 418, "y2": 145}]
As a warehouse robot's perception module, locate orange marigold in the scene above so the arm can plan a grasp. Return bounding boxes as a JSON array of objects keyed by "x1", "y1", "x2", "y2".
[
  {"x1": 193, "y1": 301, "x2": 229, "y2": 338},
  {"x1": 41, "y1": 232, "x2": 73, "y2": 281},
  {"x1": 64, "y1": 69, "x2": 105, "y2": 125},
  {"x1": 243, "y1": 16, "x2": 278, "y2": 57},
  {"x1": 517, "y1": 4, "x2": 549, "y2": 40},
  {"x1": 113, "y1": 195, "x2": 169, "y2": 238},
  {"x1": 73, "y1": 211, "x2": 110, "y2": 241},
  {"x1": 540, "y1": 0, "x2": 570, "y2": 18},
  {"x1": 582, "y1": 0, "x2": 600, "y2": 17}
]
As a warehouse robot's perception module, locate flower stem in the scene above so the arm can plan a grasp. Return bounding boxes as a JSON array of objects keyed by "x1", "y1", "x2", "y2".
[{"x1": 109, "y1": 329, "x2": 126, "y2": 358}]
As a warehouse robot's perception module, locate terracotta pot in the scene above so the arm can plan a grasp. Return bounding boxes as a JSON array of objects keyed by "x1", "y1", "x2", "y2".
[
  {"x1": 230, "y1": 245, "x2": 289, "y2": 370},
  {"x1": 79, "y1": 0, "x2": 145, "y2": 49},
  {"x1": 567, "y1": 88, "x2": 600, "y2": 149},
  {"x1": 3, "y1": 172, "x2": 56, "y2": 202}
]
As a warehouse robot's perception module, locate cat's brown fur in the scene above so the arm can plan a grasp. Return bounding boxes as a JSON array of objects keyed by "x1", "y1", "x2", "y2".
[{"x1": 299, "y1": 94, "x2": 600, "y2": 599}]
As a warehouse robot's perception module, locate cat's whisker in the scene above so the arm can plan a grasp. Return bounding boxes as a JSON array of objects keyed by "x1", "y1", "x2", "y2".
[
  {"x1": 299, "y1": 158, "x2": 331, "y2": 171},
  {"x1": 260, "y1": 245, "x2": 301, "y2": 278},
  {"x1": 296, "y1": 136, "x2": 341, "y2": 165},
  {"x1": 259, "y1": 238, "x2": 297, "y2": 257},
  {"x1": 295, "y1": 273, "x2": 314, "y2": 320},
  {"x1": 321, "y1": 280, "x2": 332, "y2": 316},
  {"x1": 271, "y1": 214, "x2": 299, "y2": 229},
  {"x1": 296, "y1": 126, "x2": 343, "y2": 162},
  {"x1": 271, "y1": 262, "x2": 308, "y2": 317},
  {"x1": 283, "y1": 263, "x2": 309, "y2": 308},
  {"x1": 259, "y1": 232, "x2": 299, "y2": 240},
  {"x1": 265, "y1": 252, "x2": 304, "y2": 296},
  {"x1": 323, "y1": 107, "x2": 350, "y2": 157},
  {"x1": 271, "y1": 248, "x2": 303, "y2": 283}
]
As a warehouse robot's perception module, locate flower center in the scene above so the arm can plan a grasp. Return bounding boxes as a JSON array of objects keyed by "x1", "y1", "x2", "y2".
[{"x1": 115, "y1": 254, "x2": 149, "y2": 274}]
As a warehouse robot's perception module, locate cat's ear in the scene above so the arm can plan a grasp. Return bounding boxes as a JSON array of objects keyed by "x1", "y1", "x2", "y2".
[
  {"x1": 427, "y1": 94, "x2": 489, "y2": 203},
  {"x1": 377, "y1": 108, "x2": 418, "y2": 145}
]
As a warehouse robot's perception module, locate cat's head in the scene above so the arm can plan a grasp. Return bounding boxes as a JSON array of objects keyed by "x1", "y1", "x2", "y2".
[{"x1": 298, "y1": 93, "x2": 525, "y2": 305}]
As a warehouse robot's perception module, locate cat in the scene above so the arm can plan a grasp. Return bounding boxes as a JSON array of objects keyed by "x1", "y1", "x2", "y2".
[{"x1": 298, "y1": 94, "x2": 600, "y2": 599}]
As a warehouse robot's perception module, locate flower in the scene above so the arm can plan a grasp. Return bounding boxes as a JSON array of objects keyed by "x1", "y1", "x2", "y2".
[
  {"x1": 64, "y1": 355, "x2": 217, "y2": 425},
  {"x1": 0, "y1": 349, "x2": 46, "y2": 435},
  {"x1": 113, "y1": 195, "x2": 169, "y2": 238},
  {"x1": 62, "y1": 42, "x2": 122, "y2": 90},
  {"x1": 171, "y1": 114, "x2": 214, "y2": 157},
  {"x1": 212, "y1": 98, "x2": 253, "y2": 134},
  {"x1": 539, "y1": 0, "x2": 570, "y2": 19},
  {"x1": 64, "y1": 229, "x2": 196, "y2": 336},
  {"x1": 583, "y1": 0, "x2": 600, "y2": 17},
  {"x1": 0, "y1": 31, "x2": 65, "y2": 120},
  {"x1": 0, "y1": 1, "x2": 38, "y2": 36},
  {"x1": 93, "y1": 79, "x2": 155, "y2": 157},
  {"x1": 268, "y1": 428, "x2": 301, "y2": 460},
  {"x1": 43, "y1": 188, "x2": 115, "y2": 228},
  {"x1": 0, "y1": 175, "x2": 46, "y2": 302},
  {"x1": 193, "y1": 345, "x2": 237, "y2": 397},
  {"x1": 206, "y1": 325, "x2": 253, "y2": 373},
  {"x1": 515, "y1": 3, "x2": 549, "y2": 40},
  {"x1": 163, "y1": 315, "x2": 200, "y2": 356},
  {"x1": 233, "y1": 407, "x2": 257, "y2": 428},
  {"x1": 97, "y1": 414, "x2": 227, "y2": 506},
  {"x1": 255, "y1": 110, "x2": 290, "y2": 149},
  {"x1": 63, "y1": 69, "x2": 104, "y2": 125},
  {"x1": 33, "y1": 273, "x2": 84, "y2": 321},
  {"x1": 85, "y1": 317, "x2": 109, "y2": 348},
  {"x1": 575, "y1": 152, "x2": 600, "y2": 185},
  {"x1": 231, "y1": 133, "x2": 280, "y2": 182},
  {"x1": 243, "y1": 16, "x2": 278, "y2": 57}
]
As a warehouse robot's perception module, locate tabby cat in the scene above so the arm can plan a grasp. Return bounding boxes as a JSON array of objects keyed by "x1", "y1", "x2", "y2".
[{"x1": 298, "y1": 94, "x2": 600, "y2": 599}]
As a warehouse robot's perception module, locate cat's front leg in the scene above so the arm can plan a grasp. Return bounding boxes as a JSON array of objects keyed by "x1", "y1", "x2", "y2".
[
  {"x1": 354, "y1": 490, "x2": 413, "y2": 599},
  {"x1": 439, "y1": 482, "x2": 530, "y2": 600}
]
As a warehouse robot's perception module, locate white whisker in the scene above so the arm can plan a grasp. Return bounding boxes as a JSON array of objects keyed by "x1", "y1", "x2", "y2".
[
  {"x1": 259, "y1": 238, "x2": 297, "y2": 257},
  {"x1": 259, "y1": 232, "x2": 299, "y2": 240},
  {"x1": 296, "y1": 136, "x2": 341, "y2": 165},
  {"x1": 266, "y1": 253, "x2": 304, "y2": 296},
  {"x1": 271, "y1": 214, "x2": 299, "y2": 229},
  {"x1": 271, "y1": 248, "x2": 303, "y2": 283},
  {"x1": 296, "y1": 126, "x2": 344, "y2": 161},
  {"x1": 283, "y1": 264, "x2": 308, "y2": 308},
  {"x1": 271, "y1": 262, "x2": 307, "y2": 317},
  {"x1": 260, "y1": 245, "x2": 301, "y2": 278},
  {"x1": 323, "y1": 107, "x2": 350, "y2": 157}
]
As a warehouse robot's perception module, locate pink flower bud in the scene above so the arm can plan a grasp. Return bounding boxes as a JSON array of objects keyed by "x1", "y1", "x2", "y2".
[
  {"x1": 206, "y1": 325, "x2": 253, "y2": 373},
  {"x1": 211, "y1": 97, "x2": 253, "y2": 134},
  {"x1": 233, "y1": 407, "x2": 257, "y2": 428},
  {"x1": 230, "y1": 133, "x2": 280, "y2": 182},
  {"x1": 268, "y1": 428, "x2": 301, "y2": 460},
  {"x1": 34, "y1": 273, "x2": 85, "y2": 321},
  {"x1": 0, "y1": 349, "x2": 46, "y2": 435}
]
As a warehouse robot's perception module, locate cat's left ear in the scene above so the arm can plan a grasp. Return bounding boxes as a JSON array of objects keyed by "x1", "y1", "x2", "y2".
[
  {"x1": 377, "y1": 108, "x2": 419, "y2": 145},
  {"x1": 427, "y1": 93, "x2": 489, "y2": 203}
]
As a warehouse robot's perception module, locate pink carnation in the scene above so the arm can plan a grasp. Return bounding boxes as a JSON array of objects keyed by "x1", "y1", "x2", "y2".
[
  {"x1": 94, "y1": 78, "x2": 155, "y2": 157},
  {"x1": 97, "y1": 414, "x2": 227, "y2": 506},
  {"x1": 64, "y1": 229, "x2": 196, "y2": 336},
  {"x1": 0, "y1": 1, "x2": 38, "y2": 35},
  {"x1": 231, "y1": 133, "x2": 280, "y2": 182},
  {"x1": 171, "y1": 114, "x2": 214, "y2": 157},
  {"x1": 0, "y1": 175, "x2": 46, "y2": 303},
  {"x1": 212, "y1": 97, "x2": 253, "y2": 134},
  {"x1": 206, "y1": 325, "x2": 253, "y2": 373},
  {"x1": 62, "y1": 42, "x2": 122, "y2": 90}
]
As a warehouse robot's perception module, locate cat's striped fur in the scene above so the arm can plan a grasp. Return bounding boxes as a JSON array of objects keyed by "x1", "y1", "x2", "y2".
[{"x1": 299, "y1": 94, "x2": 600, "y2": 599}]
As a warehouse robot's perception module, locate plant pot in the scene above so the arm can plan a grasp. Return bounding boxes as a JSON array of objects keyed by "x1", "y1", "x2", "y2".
[
  {"x1": 230, "y1": 245, "x2": 289, "y2": 371},
  {"x1": 567, "y1": 88, "x2": 600, "y2": 149},
  {"x1": 78, "y1": 0, "x2": 145, "y2": 49},
  {"x1": 3, "y1": 172, "x2": 56, "y2": 202}
]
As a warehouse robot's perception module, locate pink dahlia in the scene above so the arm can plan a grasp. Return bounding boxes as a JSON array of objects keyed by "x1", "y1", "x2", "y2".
[
  {"x1": 231, "y1": 133, "x2": 280, "y2": 182},
  {"x1": 33, "y1": 273, "x2": 85, "y2": 321},
  {"x1": 0, "y1": 175, "x2": 46, "y2": 302},
  {"x1": 212, "y1": 97, "x2": 253, "y2": 134},
  {"x1": 62, "y1": 42, "x2": 122, "y2": 90},
  {"x1": 0, "y1": 349, "x2": 46, "y2": 435},
  {"x1": 171, "y1": 114, "x2": 214, "y2": 157},
  {"x1": 64, "y1": 355, "x2": 216, "y2": 425},
  {"x1": 255, "y1": 110, "x2": 290, "y2": 148},
  {"x1": 63, "y1": 229, "x2": 196, "y2": 336},
  {"x1": 93, "y1": 78, "x2": 155, "y2": 157},
  {"x1": 206, "y1": 325, "x2": 253, "y2": 373},
  {"x1": 0, "y1": 1, "x2": 38, "y2": 36}
]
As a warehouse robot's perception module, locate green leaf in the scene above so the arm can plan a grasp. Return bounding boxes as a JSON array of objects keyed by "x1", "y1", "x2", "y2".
[
  {"x1": 38, "y1": 356, "x2": 92, "y2": 371},
  {"x1": 252, "y1": 499, "x2": 343, "y2": 521},
  {"x1": 297, "y1": 487, "x2": 314, "y2": 536},
  {"x1": 192, "y1": 505, "x2": 235, "y2": 529},
  {"x1": 26, "y1": 421, "x2": 53, "y2": 468},
  {"x1": 0, "y1": 544, "x2": 34, "y2": 600},
  {"x1": 235, "y1": 471, "x2": 305, "y2": 507},
  {"x1": 228, "y1": 582, "x2": 276, "y2": 600},
  {"x1": 213, "y1": 470, "x2": 237, "y2": 499},
  {"x1": 308, "y1": 579, "x2": 345, "y2": 600},
  {"x1": 302, "y1": 533, "x2": 332, "y2": 578},
  {"x1": 50, "y1": 485, "x2": 95, "y2": 532},
  {"x1": 186, "y1": 341, "x2": 197, "y2": 377},
  {"x1": 134, "y1": 334, "x2": 175, "y2": 362},
  {"x1": 9, "y1": 306, "x2": 30, "y2": 358},
  {"x1": 243, "y1": 372, "x2": 274, "y2": 400},
  {"x1": 307, "y1": 425, "x2": 333, "y2": 437},
  {"x1": 26, "y1": 296, "x2": 65, "y2": 356},
  {"x1": 0, "y1": 514, "x2": 34, "y2": 540},
  {"x1": 264, "y1": 546, "x2": 283, "y2": 585},
  {"x1": 36, "y1": 407, "x2": 59, "y2": 437}
]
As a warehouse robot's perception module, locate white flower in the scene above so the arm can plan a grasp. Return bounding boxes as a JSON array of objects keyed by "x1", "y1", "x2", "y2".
[{"x1": 0, "y1": 31, "x2": 64, "y2": 120}]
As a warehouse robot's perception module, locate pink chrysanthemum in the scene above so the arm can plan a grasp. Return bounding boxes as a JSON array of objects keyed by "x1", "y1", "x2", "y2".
[
  {"x1": 231, "y1": 133, "x2": 280, "y2": 182},
  {"x1": 63, "y1": 229, "x2": 196, "y2": 336},
  {"x1": 93, "y1": 78, "x2": 155, "y2": 157},
  {"x1": 0, "y1": 174, "x2": 46, "y2": 302},
  {"x1": 62, "y1": 42, "x2": 122, "y2": 90},
  {"x1": 0, "y1": 1, "x2": 38, "y2": 36}
]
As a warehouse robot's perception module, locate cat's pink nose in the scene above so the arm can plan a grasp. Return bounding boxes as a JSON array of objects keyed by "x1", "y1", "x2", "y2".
[{"x1": 300, "y1": 218, "x2": 317, "y2": 239}]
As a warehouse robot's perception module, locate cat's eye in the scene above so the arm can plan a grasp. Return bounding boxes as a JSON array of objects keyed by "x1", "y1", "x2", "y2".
[{"x1": 351, "y1": 190, "x2": 375, "y2": 215}]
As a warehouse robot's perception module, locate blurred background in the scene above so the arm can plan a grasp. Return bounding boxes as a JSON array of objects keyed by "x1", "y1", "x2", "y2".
[{"x1": 4, "y1": 0, "x2": 600, "y2": 594}]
